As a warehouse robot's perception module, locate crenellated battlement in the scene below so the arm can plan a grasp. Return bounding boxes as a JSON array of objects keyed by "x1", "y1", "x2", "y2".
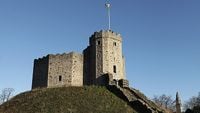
[
  {"x1": 34, "y1": 52, "x2": 82, "y2": 62},
  {"x1": 34, "y1": 55, "x2": 49, "y2": 62},
  {"x1": 48, "y1": 52, "x2": 81, "y2": 59},
  {"x1": 91, "y1": 30, "x2": 122, "y2": 41}
]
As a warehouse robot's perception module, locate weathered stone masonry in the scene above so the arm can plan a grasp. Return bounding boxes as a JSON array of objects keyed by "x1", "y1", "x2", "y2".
[
  {"x1": 84, "y1": 30, "x2": 126, "y2": 85},
  {"x1": 32, "y1": 30, "x2": 127, "y2": 89},
  {"x1": 32, "y1": 52, "x2": 83, "y2": 89}
]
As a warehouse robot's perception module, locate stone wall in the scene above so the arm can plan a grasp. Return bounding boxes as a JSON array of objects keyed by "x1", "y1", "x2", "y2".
[
  {"x1": 32, "y1": 52, "x2": 83, "y2": 89},
  {"x1": 32, "y1": 56, "x2": 49, "y2": 89},
  {"x1": 71, "y1": 52, "x2": 83, "y2": 86},
  {"x1": 48, "y1": 52, "x2": 83, "y2": 88},
  {"x1": 122, "y1": 56, "x2": 126, "y2": 79},
  {"x1": 48, "y1": 53, "x2": 72, "y2": 88},
  {"x1": 83, "y1": 46, "x2": 95, "y2": 85}
]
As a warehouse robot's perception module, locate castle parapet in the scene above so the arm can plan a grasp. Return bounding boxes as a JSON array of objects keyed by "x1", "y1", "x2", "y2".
[{"x1": 89, "y1": 30, "x2": 122, "y2": 45}]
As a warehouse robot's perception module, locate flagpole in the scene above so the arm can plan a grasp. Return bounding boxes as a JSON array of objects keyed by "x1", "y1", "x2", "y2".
[{"x1": 105, "y1": 2, "x2": 111, "y2": 30}]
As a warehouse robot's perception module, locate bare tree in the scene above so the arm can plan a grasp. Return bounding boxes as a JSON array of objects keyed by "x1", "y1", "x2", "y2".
[
  {"x1": 184, "y1": 92, "x2": 200, "y2": 110},
  {"x1": 0, "y1": 88, "x2": 15, "y2": 104},
  {"x1": 152, "y1": 94, "x2": 175, "y2": 110}
]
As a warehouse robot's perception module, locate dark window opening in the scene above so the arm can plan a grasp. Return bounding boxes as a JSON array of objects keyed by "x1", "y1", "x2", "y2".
[
  {"x1": 59, "y1": 76, "x2": 62, "y2": 82},
  {"x1": 113, "y1": 65, "x2": 116, "y2": 73},
  {"x1": 114, "y1": 42, "x2": 117, "y2": 46},
  {"x1": 97, "y1": 41, "x2": 101, "y2": 45}
]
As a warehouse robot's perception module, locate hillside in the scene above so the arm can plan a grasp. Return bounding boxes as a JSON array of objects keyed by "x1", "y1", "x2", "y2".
[{"x1": 0, "y1": 86, "x2": 137, "y2": 113}]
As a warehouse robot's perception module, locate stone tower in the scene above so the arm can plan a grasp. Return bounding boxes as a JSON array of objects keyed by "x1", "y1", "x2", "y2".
[
  {"x1": 83, "y1": 30, "x2": 126, "y2": 85},
  {"x1": 176, "y1": 92, "x2": 181, "y2": 113}
]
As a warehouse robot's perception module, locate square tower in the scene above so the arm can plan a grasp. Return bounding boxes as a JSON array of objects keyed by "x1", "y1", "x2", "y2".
[{"x1": 83, "y1": 30, "x2": 126, "y2": 85}]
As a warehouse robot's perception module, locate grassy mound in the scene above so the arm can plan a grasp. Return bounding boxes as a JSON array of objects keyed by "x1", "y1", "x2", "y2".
[{"x1": 0, "y1": 86, "x2": 137, "y2": 113}]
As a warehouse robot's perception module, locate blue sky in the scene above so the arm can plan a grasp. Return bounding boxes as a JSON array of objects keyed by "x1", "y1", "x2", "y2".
[{"x1": 0, "y1": 0, "x2": 200, "y2": 102}]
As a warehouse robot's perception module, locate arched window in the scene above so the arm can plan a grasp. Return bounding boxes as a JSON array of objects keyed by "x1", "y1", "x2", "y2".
[{"x1": 113, "y1": 65, "x2": 116, "y2": 73}]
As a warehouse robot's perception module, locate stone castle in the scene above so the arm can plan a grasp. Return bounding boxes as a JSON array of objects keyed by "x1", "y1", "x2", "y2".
[
  {"x1": 31, "y1": 30, "x2": 182, "y2": 113},
  {"x1": 32, "y1": 30, "x2": 128, "y2": 89}
]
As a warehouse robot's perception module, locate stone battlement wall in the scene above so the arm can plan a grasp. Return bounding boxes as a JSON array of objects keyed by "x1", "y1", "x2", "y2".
[
  {"x1": 34, "y1": 55, "x2": 49, "y2": 62},
  {"x1": 32, "y1": 52, "x2": 83, "y2": 89},
  {"x1": 90, "y1": 30, "x2": 122, "y2": 45},
  {"x1": 32, "y1": 55, "x2": 49, "y2": 89}
]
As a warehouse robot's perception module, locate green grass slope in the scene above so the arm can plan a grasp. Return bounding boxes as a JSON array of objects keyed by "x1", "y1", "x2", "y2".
[{"x1": 0, "y1": 86, "x2": 137, "y2": 113}]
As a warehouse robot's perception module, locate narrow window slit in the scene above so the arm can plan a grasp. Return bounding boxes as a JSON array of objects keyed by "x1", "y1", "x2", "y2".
[{"x1": 59, "y1": 75, "x2": 62, "y2": 81}]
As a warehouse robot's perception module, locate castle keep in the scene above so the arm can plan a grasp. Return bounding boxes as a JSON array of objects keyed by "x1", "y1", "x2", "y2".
[
  {"x1": 27, "y1": 2, "x2": 180, "y2": 112},
  {"x1": 32, "y1": 30, "x2": 127, "y2": 89},
  {"x1": 31, "y1": 30, "x2": 171, "y2": 113}
]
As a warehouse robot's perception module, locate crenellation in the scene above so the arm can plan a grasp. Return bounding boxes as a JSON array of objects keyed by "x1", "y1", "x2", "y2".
[
  {"x1": 34, "y1": 55, "x2": 48, "y2": 62},
  {"x1": 91, "y1": 30, "x2": 122, "y2": 41}
]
